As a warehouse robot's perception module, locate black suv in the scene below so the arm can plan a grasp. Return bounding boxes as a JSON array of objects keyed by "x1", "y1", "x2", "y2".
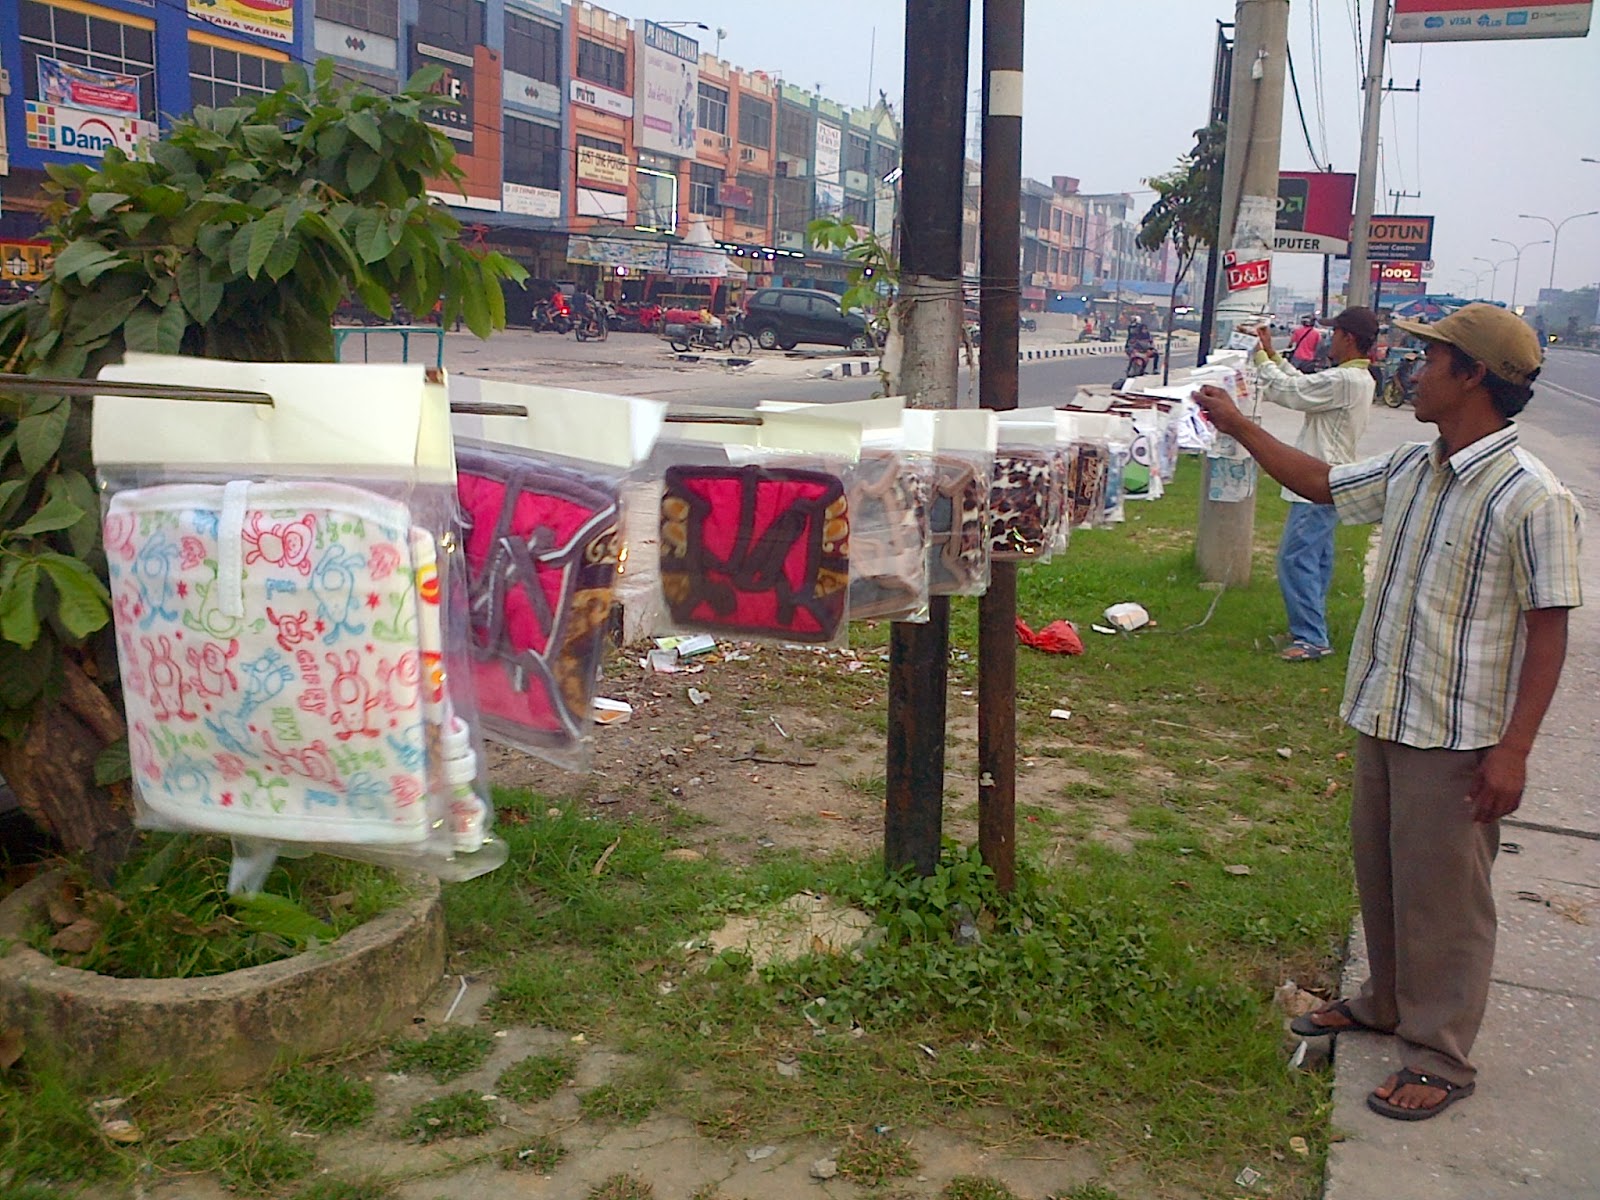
[{"x1": 743, "y1": 288, "x2": 875, "y2": 352}]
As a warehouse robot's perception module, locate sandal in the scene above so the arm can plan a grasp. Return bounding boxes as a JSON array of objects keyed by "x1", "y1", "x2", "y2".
[
  {"x1": 1280, "y1": 640, "x2": 1332, "y2": 662},
  {"x1": 1290, "y1": 999, "x2": 1384, "y2": 1038},
  {"x1": 1366, "y1": 1068, "x2": 1475, "y2": 1121}
]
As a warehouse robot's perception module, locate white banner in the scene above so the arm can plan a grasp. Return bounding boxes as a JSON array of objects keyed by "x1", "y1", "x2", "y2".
[
  {"x1": 1391, "y1": 2, "x2": 1592, "y2": 41},
  {"x1": 571, "y1": 78, "x2": 633, "y2": 118},
  {"x1": 502, "y1": 183, "x2": 560, "y2": 218},
  {"x1": 635, "y1": 20, "x2": 698, "y2": 156}
]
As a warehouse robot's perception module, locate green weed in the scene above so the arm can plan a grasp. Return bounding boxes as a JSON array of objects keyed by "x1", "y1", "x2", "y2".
[
  {"x1": 943, "y1": 1178, "x2": 1020, "y2": 1200},
  {"x1": 835, "y1": 1126, "x2": 919, "y2": 1187},
  {"x1": 588, "y1": 1175, "x2": 654, "y2": 1199},
  {"x1": 502, "y1": 1134, "x2": 565, "y2": 1172},
  {"x1": 578, "y1": 1061, "x2": 673, "y2": 1125},
  {"x1": 292, "y1": 1177, "x2": 397, "y2": 1200},
  {"x1": 389, "y1": 1026, "x2": 493, "y2": 1083},
  {"x1": 162, "y1": 1111, "x2": 315, "y2": 1194},
  {"x1": 496, "y1": 1051, "x2": 574, "y2": 1103},
  {"x1": 401, "y1": 1092, "x2": 494, "y2": 1142},
  {"x1": 268, "y1": 1064, "x2": 376, "y2": 1131}
]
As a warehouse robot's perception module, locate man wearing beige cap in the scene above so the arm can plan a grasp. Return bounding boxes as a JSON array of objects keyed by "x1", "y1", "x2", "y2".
[{"x1": 1193, "y1": 303, "x2": 1583, "y2": 1120}]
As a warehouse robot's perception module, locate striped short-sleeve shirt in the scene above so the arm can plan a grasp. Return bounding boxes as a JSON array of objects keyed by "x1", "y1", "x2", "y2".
[{"x1": 1329, "y1": 424, "x2": 1584, "y2": 750}]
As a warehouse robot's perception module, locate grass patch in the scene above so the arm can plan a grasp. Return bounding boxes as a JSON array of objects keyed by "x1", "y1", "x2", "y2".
[
  {"x1": 162, "y1": 1111, "x2": 316, "y2": 1194},
  {"x1": 401, "y1": 1092, "x2": 495, "y2": 1142},
  {"x1": 578, "y1": 1061, "x2": 674, "y2": 1125},
  {"x1": 292, "y1": 1177, "x2": 397, "y2": 1200},
  {"x1": 268, "y1": 1064, "x2": 376, "y2": 1132},
  {"x1": 835, "y1": 1127, "x2": 919, "y2": 1187},
  {"x1": 26, "y1": 834, "x2": 412, "y2": 979},
  {"x1": 942, "y1": 1179, "x2": 1020, "y2": 1200},
  {"x1": 502, "y1": 1134, "x2": 565, "y2": 1172},
  {"x1": 588, "y1": 1175, "x2": 655, "y2": 1199},
  {"x1": 497, "y1": 1051, "x2": 574, "y2": 1103},
  {"x1": 389, "y1": 1026, "x2": 493, "y2": 1083}
]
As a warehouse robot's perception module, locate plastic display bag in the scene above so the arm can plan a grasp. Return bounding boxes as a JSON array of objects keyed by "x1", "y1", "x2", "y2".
[
  {"x1": 761, "y1": 398, "x2": 930, "y2": 624},
  {"x1": 450, "y1": 378, "x2": 665, "y2": 772},
  {"x1": 93, "y1": 355, "x2": 503, "y2": 885},
  {"x1": 905, "y1": 410, "x2": 996, "y2": 597},
  {"x1": 654, "y1": 408, "x2": 860, "y2": 646}
]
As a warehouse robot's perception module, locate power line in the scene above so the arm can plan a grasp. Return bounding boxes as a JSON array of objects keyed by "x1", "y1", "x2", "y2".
[
  {"x1": 1286, "y1": 44, "x2": 1326, "y2": 171},
  {"x1": 1308, "y1": 0, "x2": 1332, "y2": 166}
]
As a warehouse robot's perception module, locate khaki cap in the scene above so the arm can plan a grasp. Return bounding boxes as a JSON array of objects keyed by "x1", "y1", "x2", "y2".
[{"x1": 1392, "y1": 303, "x2": 1542, "y2": 385}]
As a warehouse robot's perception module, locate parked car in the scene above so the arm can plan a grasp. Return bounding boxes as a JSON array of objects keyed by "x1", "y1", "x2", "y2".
[{"x1": 742, "y1": 288, "x2": 876, "y2": 352}]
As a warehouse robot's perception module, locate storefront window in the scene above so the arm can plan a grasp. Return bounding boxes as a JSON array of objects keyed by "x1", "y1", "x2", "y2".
[
  {"x1": 189, "y1": 38, "x2": 285, "y2": 109},
  {"x1": 505, "y1": 11, "x2": 560, "y2": 83},
  {"x1": 316, "y1": 0, "x2": 399, "y2": 39},
  {"x1": 636, "y1": 169, "x2": 678, "y2": 233},
  {"x1": 20, "y1": 0, "x2": 156, "y2": 122}
]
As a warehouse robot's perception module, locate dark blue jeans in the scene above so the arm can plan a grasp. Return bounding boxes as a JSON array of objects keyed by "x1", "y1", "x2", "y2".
[{"x1": 1277, "y1": 501, "x2": 1338, "y2": 649}]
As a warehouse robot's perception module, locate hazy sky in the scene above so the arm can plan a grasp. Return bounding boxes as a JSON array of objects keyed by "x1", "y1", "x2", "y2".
[{"x1": 627, "y1": 0, "x2": 1600, "y2": 302}]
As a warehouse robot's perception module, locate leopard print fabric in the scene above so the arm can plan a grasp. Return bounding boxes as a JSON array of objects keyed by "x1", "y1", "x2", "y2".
[
  {"x1": 927, "y1": 455, "x2": 990, "y2": 596},
  {"x1": 989, "y1": 449, "x2": 1055, "y2": 561}
]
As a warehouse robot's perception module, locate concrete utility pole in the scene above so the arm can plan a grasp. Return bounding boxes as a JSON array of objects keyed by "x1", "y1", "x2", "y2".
[
  {"x1": 885, "y1": 0, "x2": 969, "y2": 878},
  {"x1": 977, "y1": 0, "x2": 1022, "y2": 894},
  {"x1": 1346, "y1": 0, "x2": 1390, "y2": 307},
  {"x1": 1197, "y1": 0, "x2": 1289, "y2": 587}
]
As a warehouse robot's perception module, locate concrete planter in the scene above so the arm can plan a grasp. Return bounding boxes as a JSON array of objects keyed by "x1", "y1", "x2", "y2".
[{"x1": 0, "y1": 869, "x2": 445, "y2": 1089}]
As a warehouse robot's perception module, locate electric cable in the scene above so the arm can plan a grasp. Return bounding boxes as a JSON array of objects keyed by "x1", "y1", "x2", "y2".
[{"x1": 1286, "y1": 44, "x2": 1327, "y2": 171}]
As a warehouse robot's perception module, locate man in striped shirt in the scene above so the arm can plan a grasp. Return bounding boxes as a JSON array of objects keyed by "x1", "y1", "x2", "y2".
[{"x1": 1193, "y1": 303, "x2": 1583, "y2": 1121}]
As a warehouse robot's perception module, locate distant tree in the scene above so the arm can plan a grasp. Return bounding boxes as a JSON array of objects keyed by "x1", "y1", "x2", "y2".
[{"x1": 1138, "y1": 122, "x2": 1225, "y2": 382}]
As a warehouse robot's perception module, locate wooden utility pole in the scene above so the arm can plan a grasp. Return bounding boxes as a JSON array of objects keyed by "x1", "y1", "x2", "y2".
[
  {"x1": 1196, "y1": 0, "x2": 1289, "y2": 587},
  {"x1": 977, "y1": 0, "x2": 1023, "y2": 893},
  {"x1": 885, "y1": 0, "x2": 970, "y2": 877}
]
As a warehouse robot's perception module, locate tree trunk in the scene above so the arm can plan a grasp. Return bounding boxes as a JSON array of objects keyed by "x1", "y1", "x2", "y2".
[{"x1": 0, "y1": 656, "x2": 133, "y2": 873}]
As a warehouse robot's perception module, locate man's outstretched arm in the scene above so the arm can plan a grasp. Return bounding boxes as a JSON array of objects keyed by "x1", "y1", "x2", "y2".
[{"x1": 1191, "y1": 384, "x2": 1334, "y2": 505}]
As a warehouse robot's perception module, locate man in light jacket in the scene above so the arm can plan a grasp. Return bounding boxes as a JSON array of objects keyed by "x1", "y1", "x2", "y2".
[{"x1": 1254, "y1": 306, "x2": 1378, "y2": 661}]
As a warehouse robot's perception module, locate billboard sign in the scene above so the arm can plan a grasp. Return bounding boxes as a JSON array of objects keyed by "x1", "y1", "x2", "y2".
[
  {"x1": 1371, "y1": 261, "x2": 1425, "y2": 283},
  {"x1": 1224, "y1": 252, "x2": 1272, "y2": 292},
  {"x1": 25, "y1": 101, "x2": 157, "y2": 161},
  {"x1": 188, "y1": 0, "x2": 294, "y2": 44},
  {"x1": 635, "y1": 20, "x2": 698, "y2": 156},
  {"x1": 1273, "y1": 171, "x2": 1357, "y2": 254},
  {"x1": 577, "y1": 146, "x2": 630, "y2": 187},
  {"x1": 502, "y1": 183, "x2": 560, "y2": 218},
  {"x1": 411, "y1": 40, "x2": 474, "y2": 145},
  {"x1": 1367, "y1": 214, "x2": 1435, "y2": 263},
  {"x1": 570, "y1": 78, "x2": 633, "y2": 118},
  {"x1": 814, "y1": 121, "x2": 842, "y2": 213},
  {"x1": 717, "y1": 181, "x2": 753, "y2": 210},
  {"x1": 37, "y1": 58, "x2": 140, "y2": 117},
  {"x1": 1391, "y1": 1, "x2": 1592, "y2": 41}
]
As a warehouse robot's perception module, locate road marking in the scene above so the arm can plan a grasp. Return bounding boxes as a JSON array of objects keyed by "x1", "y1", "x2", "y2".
[{"x1": 1539, "y1": 378, "x2": 1600, "y2": 409}]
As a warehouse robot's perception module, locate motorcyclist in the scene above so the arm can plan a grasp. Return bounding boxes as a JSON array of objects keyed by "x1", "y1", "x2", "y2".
[{"x1": 1124, "y1": 318, "x2": 1159, "y2": 373}]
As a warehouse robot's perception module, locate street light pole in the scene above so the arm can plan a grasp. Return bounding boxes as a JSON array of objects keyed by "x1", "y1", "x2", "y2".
[
  {"x1": 1518, "y1": 211, "x2": 1600, "y2": 294},
  {"x1": 1489, "y1": 237, "x2": 1549, "y2": 310}
]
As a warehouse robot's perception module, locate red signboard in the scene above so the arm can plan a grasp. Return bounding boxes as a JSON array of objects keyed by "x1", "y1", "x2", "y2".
[
  {"x1": 1274, "y1": 172, "x2": 1357, "y2": 254},
  {"x1": 1224, "y1": 252, "x2": 1271, "y2": 292},
  {"x1": 1370, "y1": 261, "x2": 1424, "y2": 283}
]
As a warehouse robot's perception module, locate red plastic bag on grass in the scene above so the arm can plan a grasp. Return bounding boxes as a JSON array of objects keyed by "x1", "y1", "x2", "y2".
[{"x1": 1015, "y1": 618, "x2": 1084, "y2": 655}]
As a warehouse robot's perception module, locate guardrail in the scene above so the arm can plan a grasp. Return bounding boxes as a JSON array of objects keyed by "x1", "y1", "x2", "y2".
[{"x1": 332, "y1": 325, "x2": 445, "y2": 369}]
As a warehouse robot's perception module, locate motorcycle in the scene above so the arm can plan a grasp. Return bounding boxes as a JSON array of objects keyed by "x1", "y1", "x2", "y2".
[
  {"x1": 1380, "y1": 349, "x2": 1422, "y2": 408},
  {"x1": 665, "y1": 311, "x2": 754, "y2": 356},
  {"x1": 573, "y1": 301, "x2": 612, "y2": 342},
  {"x1": 532, "y1": 295, "x2": 571, "y2": 334}
]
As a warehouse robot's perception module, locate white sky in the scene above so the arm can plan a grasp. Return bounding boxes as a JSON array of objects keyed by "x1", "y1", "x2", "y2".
[{"x1": 624, "y1": 1, "x2": 1600, "y2": 303}]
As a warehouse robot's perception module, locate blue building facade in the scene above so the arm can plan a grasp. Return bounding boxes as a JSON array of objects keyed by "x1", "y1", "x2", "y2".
[{"x1": 0, "y1": 0, "x2": 571, "y2": 286}]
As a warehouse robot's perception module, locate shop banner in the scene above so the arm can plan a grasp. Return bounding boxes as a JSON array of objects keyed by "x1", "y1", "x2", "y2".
[
  {"x1": 667, "y1": 246, "x2": 729, "y2": 278},
  {"x1": 814, "y1": 121, "x2": 841, "y2": 186},
  {"x1": 2, "y1": 240, "x2": 53, "y2": 282},
  {"x1": 1371, "y1": 261, "x2": 1425, "y2": 283},
  {"x1": 571, "y1": 78, "x2": 633, "y2": 118},
  {"x1": 412, "y1": 39, "x2": 474, "y2": 145},
  {"x1": 502, "y1": 183, "x2": 560, "y2": 218},
  {"x1": 1273, "y1": 171, "x2": 1356, "y2": 255},
  {"x1": 635, "y1": 20, "x2": 698, "y2": 156},
  {"x1": 567, "y1": 235, "x2": 669, "y2": 271},
  {"x1": 1391, "y1": 0, "x2": 1592, "y2": 41},
  {"x1": 25, "y1": 101, "x2": 157, "y2": 161},
  {"x1": 1224, "y1": 250, "x2": 1271, "y2": 292},
  {"x1": 577, "y1": 146, "x2": 630, "y2": 186},
  {"x1": 38, "y1": 57, "x2": 140, "y2": 116},
  {"x1": 717, "y1": 181, "x2": 753, "y2": 210},
  {"x1": 1368, "y1": 214, "x2": 1435, "y2": 264},
  {"x1": 188, "y1": 0, "x2": 294, "y2": 45}
]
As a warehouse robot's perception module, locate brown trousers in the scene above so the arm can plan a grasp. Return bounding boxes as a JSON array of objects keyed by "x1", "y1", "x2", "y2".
[{"x1": 1346, "y1": 734, "x2": 1501, "y2": 1086}]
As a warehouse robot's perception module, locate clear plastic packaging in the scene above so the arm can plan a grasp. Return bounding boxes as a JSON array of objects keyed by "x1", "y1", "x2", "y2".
[
  {"x1": 989, "y1": 431, "x2": 1057, "y2": 562},
  {"x1": 93, "y1": 355, "x2": 504, "y2": 885},
  {"x1": 449, "y1": 378, "x2": 665, "y2": 773},
  {"x1": 905, "y1": 409, "x2": 997, "y2": 597},
  {"x1": 653, "y1": 409, "x2": 861, "y2": 646}
]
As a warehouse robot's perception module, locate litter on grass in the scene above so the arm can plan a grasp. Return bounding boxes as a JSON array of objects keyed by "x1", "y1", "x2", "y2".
[{"x1": 1103, "y1": 602, "x2": 1151, "y2": 631}]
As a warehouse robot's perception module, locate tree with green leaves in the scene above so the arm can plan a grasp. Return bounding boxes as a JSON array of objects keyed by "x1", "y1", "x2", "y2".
[
  {"x1": 0, "y1": 60, "x2": 525, "y2": 864},
  {"x1": 1138, "y1": 122, "x2": 1225, "y2": 383}
]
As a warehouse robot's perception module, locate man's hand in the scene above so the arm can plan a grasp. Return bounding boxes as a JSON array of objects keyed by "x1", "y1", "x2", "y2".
[
  {"x1": 1257, "y1": 325, "x2": 1275, "y2": 356},
  {"x1": 1191, "y1": 384, "x2": 1249, "y2": 437},
  {"x1": 1468, "y1": 745, "x2": 1528, "y2": 823}
]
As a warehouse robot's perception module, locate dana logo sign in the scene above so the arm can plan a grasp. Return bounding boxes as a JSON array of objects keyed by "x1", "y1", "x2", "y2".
[{"x1": 25, "y1": 102, "x2": 157, "y2": 161}]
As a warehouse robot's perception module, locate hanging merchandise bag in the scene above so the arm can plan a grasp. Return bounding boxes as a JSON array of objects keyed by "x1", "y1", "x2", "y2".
[
  {"x1": 904, "y1": 409, "x2": 997, "y2": 597},
  {"x1": 653, "y1": 408, "x2": 861, "y2": 646},
  {"x1": 450, "y1": 379, "x2": 665, "y2": 772},
  {"x1": 93, "y1": 355, "x2": 503, "y2": 884}
]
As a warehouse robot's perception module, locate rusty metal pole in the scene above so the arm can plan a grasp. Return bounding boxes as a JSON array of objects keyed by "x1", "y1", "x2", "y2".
[
  {"x1": 977, "y1": 0, "x2": 1023, "y2": 893},
  {"x1": 885, "y1": 0, "x2": 970, "y2": 877}
]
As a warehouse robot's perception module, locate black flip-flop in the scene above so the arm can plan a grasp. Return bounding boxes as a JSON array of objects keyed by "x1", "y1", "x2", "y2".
[
  {"x1": 1290, "y1": 999, "x2": 1384, "y2": 1037},
  {"x1": 1366, "y1": 1069, "x2": 1475, "y2": 1121}
]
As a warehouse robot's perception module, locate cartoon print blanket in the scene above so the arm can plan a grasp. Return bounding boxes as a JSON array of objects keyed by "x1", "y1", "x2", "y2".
[{"x1": 105, "y1": 481, "x2": 437, "y2": 846}]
